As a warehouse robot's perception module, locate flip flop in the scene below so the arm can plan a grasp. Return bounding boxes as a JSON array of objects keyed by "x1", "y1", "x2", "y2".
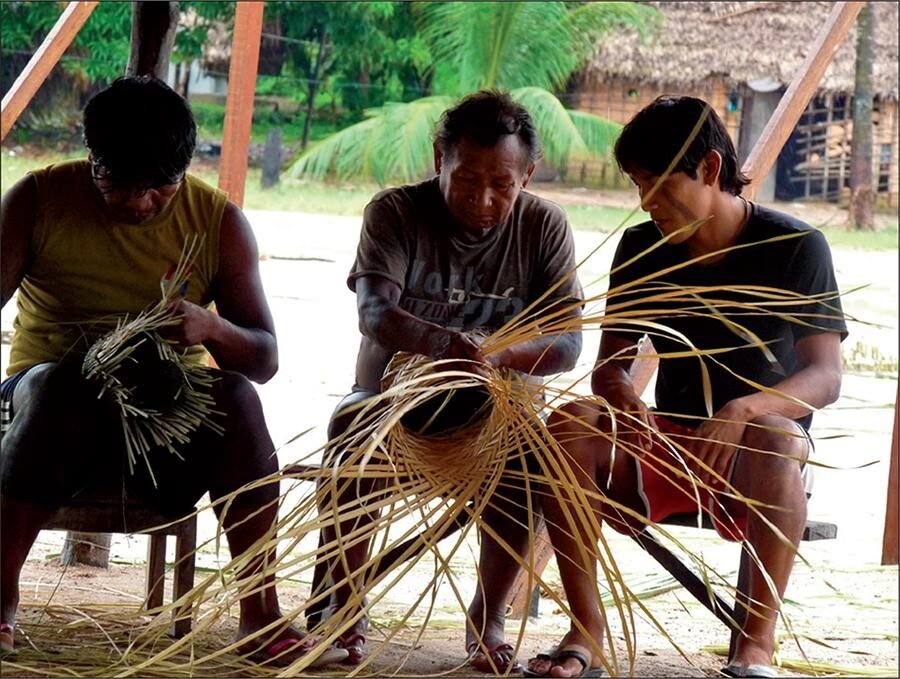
[
  {"x1": 721, "y1": 663, "x2": 779, "y2": 678},
  {"x1": 0, "y1": 623, "x2": 14, "y2": 656},
  {"x1": 248, "y1": 635, "x2": 349, "y2": 667},
  {"x1": 523, "y1": 643, "x2": 605, "y2": 678},
  {"x1": 467, "y1": 641, "x2": 523, "y2": 674},
  {"x1": 337, "y1": 632, "x2": 367, "y2": 665}
]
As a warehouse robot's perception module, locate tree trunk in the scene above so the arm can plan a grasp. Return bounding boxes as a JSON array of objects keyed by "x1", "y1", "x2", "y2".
[
  {"x1": 60, "y1": 532, "x2": 112, "y2": 568},
  {"x1": 261, "y1": 128, "x2": 282, "y2": 188},
  {"x1": 848, "y1": 1, "x2": 874, "y2": 230},
  {"x1": 63, "y1": 1, "x2": 180, "y2": 569},
  {"x1": 126, "y1": 2, "x2": 179, "y2": 80},
  {"x1": 301, "y1": 29, "x2": 330, "y2": 150}
]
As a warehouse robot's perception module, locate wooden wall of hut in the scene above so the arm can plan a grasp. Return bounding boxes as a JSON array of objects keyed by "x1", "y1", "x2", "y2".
[
  {"x1": 569, "y1": 76, "x2": 898, "y2": 210},
  {"x1": 568, "y1": 76, "x2": 742, "y2": 189},
  {"x1": 780, "y1": 93, "x2": 898, "y2": 208}
]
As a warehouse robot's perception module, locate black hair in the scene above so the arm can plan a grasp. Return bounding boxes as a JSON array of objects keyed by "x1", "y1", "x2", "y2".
[
  {"x1": 83, "y1": 76, "x2": 196, "y2": 190},
  {"x1": 434, "y1": 89, "x2": 541, "y2": 165},
  {"x1": 614, "y1": 95, "x2": 750, "y2": 195}
]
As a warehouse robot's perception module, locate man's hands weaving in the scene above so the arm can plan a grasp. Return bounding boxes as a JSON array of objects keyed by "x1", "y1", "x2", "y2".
[{"x1": 689, "y1": 398, "x2": 750, "y2": 489}]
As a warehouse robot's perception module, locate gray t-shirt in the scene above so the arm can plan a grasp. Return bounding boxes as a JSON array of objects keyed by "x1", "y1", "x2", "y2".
[{"x1": 348, "y1": 177, "x2": 581, "y2": 392}]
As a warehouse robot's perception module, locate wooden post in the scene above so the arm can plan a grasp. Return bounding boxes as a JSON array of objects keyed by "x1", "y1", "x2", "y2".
[
  {"x1": 882, "y1": 392, "x2": 899, "y2": 565},
  {"x1": 741, "y1": 2, "x2": 864, "y2": 199},
  {"x1": 0, "y1": 1, "x2": 99, "y2": 142},
  {"x1": 218, "y1": 1, "x2": 265, "y2": 208},
  {"x1": 126, "y1": 1, "x2": 179, "y2": 80}
]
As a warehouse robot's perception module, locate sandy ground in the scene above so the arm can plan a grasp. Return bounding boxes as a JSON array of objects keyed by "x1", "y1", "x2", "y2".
[{"x1": 1, "y1": 195, "x2": 898, "y2": 677}]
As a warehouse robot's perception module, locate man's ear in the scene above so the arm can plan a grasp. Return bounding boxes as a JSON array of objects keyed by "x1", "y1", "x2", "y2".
[
  {"x1": 702, "y1": 150, "x2": 723, "y2": 187},
  {"x1": 433, "y1": 143, "x2": 443, "y2": 174},
  {"x1": 521, "y1": 163, "x2": 537, "y2": 189}
]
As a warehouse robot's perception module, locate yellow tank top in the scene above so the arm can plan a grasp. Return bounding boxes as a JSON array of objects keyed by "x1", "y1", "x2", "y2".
[{"x1": 9, "y1": 159, "x2": 227, "y2": 375}]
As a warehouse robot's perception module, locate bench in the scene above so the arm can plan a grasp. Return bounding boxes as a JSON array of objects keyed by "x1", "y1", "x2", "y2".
[
  {"x1": 506, "y1": 335, "x2": 837, "y2": 620},
  {"x1": 44, "y1": 488, "x2": 197, "y2": 637}
]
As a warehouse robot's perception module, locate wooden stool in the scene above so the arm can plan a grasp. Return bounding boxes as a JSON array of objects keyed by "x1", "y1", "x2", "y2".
[{"x1": 44, "y1": 488, "x2": 197, "y2": 637}]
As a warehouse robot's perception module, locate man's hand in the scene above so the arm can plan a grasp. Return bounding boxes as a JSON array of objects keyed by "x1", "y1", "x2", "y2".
[
  {"x1": 690, "y1": 398, "x2": 750, "y2": 489},
  {"x1": 162, "y1": 299, "x2": 219, "y2": 348},
  {"x1": 603, "y1": 381, "x2": 656, "y2": 455},
  {"x1": 429, "y1": 328, "x2": 489, "y2": 376}
]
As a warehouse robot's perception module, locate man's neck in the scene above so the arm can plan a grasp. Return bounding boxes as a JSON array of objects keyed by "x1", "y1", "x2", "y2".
[{"x1": 686, "y1": 194, "x2": 749, "y2": 263}]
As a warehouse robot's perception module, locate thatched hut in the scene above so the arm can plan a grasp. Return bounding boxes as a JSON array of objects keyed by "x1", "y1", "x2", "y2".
[{"x1": 571, "y1": 1, "x2": 899, "y2": 208}]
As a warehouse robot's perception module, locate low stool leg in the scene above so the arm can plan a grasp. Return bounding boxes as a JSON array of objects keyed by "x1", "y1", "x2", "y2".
[
  {"x1": 171, "y1": 517, "x2": 197, "y2": 638},
  {"x1": 145, "y1": 534, "x2": 166, "y2": 611}
]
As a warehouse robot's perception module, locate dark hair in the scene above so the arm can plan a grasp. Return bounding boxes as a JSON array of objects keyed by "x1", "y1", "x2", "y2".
[
  {"x1": 434, "y1": 90, "x2": 541, "y2": 165},
  {"x1": 614, "y1": 95, "x2": 750, "y2": 195},
  {"x1": 83, "y1": 76, "x2": 196, "y2": 190}
]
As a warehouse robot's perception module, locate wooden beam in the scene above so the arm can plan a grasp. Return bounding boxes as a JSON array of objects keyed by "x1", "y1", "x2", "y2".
[
  {"x1": 126, "y1": 1, "x2": 179, "y2": 80},
  {"x1": 882, "y1": 390, "x2": 899, "y2": 565},
  {"x1": 0, "y1": 1, "x2": 99, "y2": 142},
  {"x1": 741, "y1": 2, "x2": 864, "y2": 200},
  {"x1": 218, "y1": 1, "x2": 264, "y2": 208}
]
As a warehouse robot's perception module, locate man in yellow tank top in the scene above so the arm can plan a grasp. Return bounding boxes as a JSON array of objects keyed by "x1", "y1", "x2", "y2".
[{"x1": 0, "y1": 77, "x2": 346, "y2": 666}]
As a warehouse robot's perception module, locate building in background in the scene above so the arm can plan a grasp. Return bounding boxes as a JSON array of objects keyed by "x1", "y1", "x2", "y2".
[{"x1": 571, "y1": 1, "x2": 898, "y2": 207}]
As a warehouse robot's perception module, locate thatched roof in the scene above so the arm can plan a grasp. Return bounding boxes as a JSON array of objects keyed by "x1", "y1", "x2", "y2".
[{"x1": 585, "y1": 2, "x2": 899, "y2": 99}]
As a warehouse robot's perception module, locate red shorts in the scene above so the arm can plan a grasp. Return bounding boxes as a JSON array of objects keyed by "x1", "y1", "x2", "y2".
[{"x1": 633, "y1": 415, "x2": 746, "y2": 542}]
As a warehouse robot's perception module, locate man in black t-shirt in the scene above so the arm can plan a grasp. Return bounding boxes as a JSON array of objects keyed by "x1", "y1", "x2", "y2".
[
  {"x1": 530, "y1": 97, "x2": 846, "y2": 678},
  {"x1": 318, "y1": 91, "x2": 582, "y2": 673}
]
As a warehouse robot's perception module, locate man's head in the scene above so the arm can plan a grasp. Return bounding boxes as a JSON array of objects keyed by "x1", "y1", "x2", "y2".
[
  {"x1": 614, "y1": 95, "x2": 748, "y2": 195},
  {"x1": 614, "y1": 95, "x2": 749, "y2": 241},
  {"x1": 433, "y1": 90, "x2": 539, "y2": 239},
  {"x1": 83, "y1": 76, "x2": 196, "y2": 224}
]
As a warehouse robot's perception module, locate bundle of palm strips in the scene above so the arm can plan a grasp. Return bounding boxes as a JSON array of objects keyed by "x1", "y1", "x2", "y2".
[{"x1": 80, "y1": 236, "x2": 223, "y2": 485}]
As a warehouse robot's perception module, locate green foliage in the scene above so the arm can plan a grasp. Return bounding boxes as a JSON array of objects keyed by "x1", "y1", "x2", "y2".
[
  {"x1": 419, "y1": 1, "x2": 654, "y2": 94},
  {"x1": 261, "y1": 2, "x2": 431, "y2": 114},
  {"x1": 290, "y1": 96, "x2": 452, "y2": 184},
  {"x1": 1, "y1": 1, "x2": 131, "y2": 81},
  {"x1": 290, "y1": 2, "x2": 656, "y2": 185}
]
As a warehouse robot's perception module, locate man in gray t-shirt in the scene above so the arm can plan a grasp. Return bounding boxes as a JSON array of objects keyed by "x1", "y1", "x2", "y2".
[{"x1": 318, "y1": 91, "x2": 582, "y2": 672}]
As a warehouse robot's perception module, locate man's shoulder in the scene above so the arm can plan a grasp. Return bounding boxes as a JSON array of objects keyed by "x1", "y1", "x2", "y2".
[
  {"x1": 750, "y1": 203, "x2": 817, "y2": 238},
  {"x1": 184, "y1": 172, "x2": 225, "y2": 196},
  {"x1": 516, "y1": 190, "x2": 568, "y2": 225},
  {"x1": 620, "y1": 220, "x2": 661, "y2": 248},
  {"x1": 30, "y1": 158, "x2": 90, "y2": 183},
  {"x1": 367, "y1": 177, "x2": 439, "y2": 211}
]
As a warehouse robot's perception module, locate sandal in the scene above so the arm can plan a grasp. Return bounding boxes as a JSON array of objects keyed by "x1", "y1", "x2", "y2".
[
  {"x1": 337, "y1": 632, "x2": 367, "y2": 665},
  {"x1": 467, "y1": 641, "x2": 522, "y2": 674},
  {"x1": 523, "y1": 643, "x2": 605, "y2": 678},
  {"x1": 0, "y1": 623, "x2": 14, "y2": 655},
  {"x1": 247, "y1": 634, "x2": 349, "y2": 667}
]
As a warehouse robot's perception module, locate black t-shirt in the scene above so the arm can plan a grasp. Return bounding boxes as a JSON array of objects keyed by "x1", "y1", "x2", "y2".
[{"x1": 606, "y1": 203, "x2": 848, "y2": 429}]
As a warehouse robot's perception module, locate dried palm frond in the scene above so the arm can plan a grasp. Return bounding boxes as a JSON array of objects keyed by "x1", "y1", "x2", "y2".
[
  {"x1": 80, "y1": 236, "x2": 223, "y2": 484},
  {"x1": 10, "y1": 172, "x2": 868, "y2": 677}
]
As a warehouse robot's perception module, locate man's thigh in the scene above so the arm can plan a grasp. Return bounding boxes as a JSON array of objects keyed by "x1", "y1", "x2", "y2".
[{"x1": 1, "y1": 361, "x2": 121, "y2": 506}]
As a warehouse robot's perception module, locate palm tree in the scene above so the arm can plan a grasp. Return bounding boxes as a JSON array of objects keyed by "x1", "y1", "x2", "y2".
[{"x1": 289, "y1": 2, "x2": 657, "y2": 185}]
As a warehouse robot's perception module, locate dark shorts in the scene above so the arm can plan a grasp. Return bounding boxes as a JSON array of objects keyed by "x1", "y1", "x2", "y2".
[
  {"x1": 630, "y1": 415, "x2": 814, "y2": 542},
  {"x1": 1, "y1": 364, "x2": 215, "y2": 519}
]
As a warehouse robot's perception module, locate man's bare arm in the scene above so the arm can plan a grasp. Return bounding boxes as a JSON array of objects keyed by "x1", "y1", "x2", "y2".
[
  {"x1": 486, "y1": 310, "x2": 582, "y2": 375},
  {"x1": 356, "y1": 275, "x2": 485, "y2": 362},
  {"x1": 168, "y1": 203, "x2": 278, "y2": 383},
  {"x1": 1, "y1": 175, "x2": 36, "y2": 309},
  {"x1": 715, "y1": 332, "x2": 842, "y2": 422}
]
